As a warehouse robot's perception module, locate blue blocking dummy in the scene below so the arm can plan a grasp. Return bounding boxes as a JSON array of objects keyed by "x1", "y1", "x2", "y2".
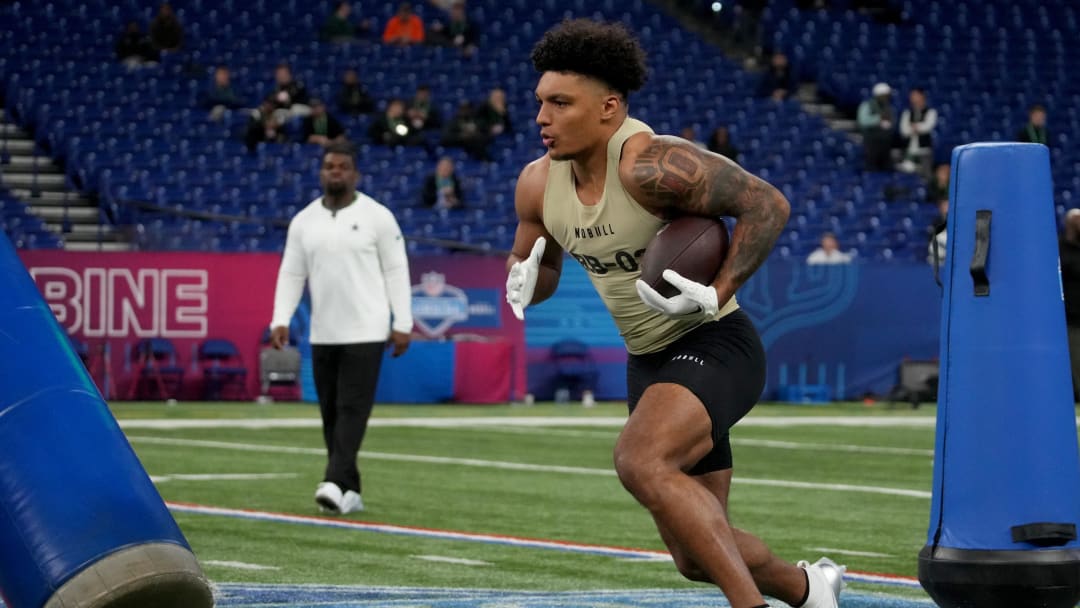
[
  {"x1": 919, "y1": 143, "x2": 1080, "y2": 607},
  {"x1": 0, "y1": 234, "x2": 213, "y2": 608}
]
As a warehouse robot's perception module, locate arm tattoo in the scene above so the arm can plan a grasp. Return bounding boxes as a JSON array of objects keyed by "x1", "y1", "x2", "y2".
[
  {"x1": 632, "y1": 137, "x2": 790, "y2": 290},
  {"x1": 631, "y1": 143, "x2": 706, "y2": 206}
]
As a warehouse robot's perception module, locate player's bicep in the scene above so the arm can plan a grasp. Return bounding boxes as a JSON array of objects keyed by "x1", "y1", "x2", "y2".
[
  {"x1": 626, "y1": 135, "x2": 786, "y2": 219},
  {"x1": 510, "y1": 165, "x2": 562, "y2": 271}
]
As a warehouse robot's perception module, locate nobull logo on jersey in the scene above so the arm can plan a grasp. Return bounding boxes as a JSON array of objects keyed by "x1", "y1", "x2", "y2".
[
  {"x1": 573, "y1": 223, "x2": 616, "y2": 239},
  {"x1": 411, "y1": 272, "x2": 500, "y2": 337}
]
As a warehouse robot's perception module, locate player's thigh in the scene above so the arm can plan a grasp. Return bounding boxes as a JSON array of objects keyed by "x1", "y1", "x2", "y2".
[
  {"x1": 656, "y1": 310, "x2": 766, "y2": 432},
  {"x1": 620, "y1": 311, "x2": 766, "y2": 473},
  {"x1": 616, "y1": 382, "x2": 715, "y2": 472}
]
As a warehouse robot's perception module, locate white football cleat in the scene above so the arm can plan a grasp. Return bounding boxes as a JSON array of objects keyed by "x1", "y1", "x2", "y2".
[
  {"x1": 339, "y1": 490, "x2": 364, "y2": 514},
  {"x1": 314, "y1": 482, "x2": 343, "y2": 513},
  {"x1": 797, "y1": 556, "x2": 846, "y2": 608}
]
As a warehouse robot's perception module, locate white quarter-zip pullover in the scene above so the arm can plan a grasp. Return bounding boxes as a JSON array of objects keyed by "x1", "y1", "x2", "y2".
[{"x1": 271, "y1": 192, "x2": 413, "y2": 344}]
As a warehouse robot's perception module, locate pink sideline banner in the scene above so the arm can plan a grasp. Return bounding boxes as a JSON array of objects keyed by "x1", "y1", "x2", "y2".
[
  {"x1": 16, "y1": 251, "x2": 525, "y2": 402},
  {"x1": 406, "y1": 255, "x2": 527, "y2": 401},
  {"x1": 17, "y1": 251, "x2": 280, "y2": 400}
]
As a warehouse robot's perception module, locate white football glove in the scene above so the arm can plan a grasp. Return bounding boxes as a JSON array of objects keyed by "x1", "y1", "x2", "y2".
[
  {"x1": 635, "y1": 269, "x2": 720, "y2": 318},
  {"x1": 506, "y1": 237, "x2": 547, "y2": 320}
]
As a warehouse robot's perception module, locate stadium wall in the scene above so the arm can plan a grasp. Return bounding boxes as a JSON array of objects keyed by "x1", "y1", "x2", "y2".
[
  {"x1": 528, "y1": 260, "x2": 942, "y2": 402},
  {"x1": 18, "y1": 251, "x2": 525, "y2": 403},
  {"x1": 17, "y1": 250, "x2": 939, "y2": 403}
]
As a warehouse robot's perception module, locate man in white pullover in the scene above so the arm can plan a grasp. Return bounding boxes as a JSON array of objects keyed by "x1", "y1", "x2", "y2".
[{"x1": 270, "y1": 142, "x2": 413, "y2": 514}]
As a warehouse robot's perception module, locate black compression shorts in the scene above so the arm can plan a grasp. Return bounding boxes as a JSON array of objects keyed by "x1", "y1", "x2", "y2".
[{"x1": 626, "y1": 309, "x2": 766, "y2": 475}]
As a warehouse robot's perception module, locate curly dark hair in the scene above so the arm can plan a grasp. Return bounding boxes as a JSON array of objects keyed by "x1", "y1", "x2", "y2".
[{"x1": 530, "y1": 19, "x2": 648, "y2": 97}]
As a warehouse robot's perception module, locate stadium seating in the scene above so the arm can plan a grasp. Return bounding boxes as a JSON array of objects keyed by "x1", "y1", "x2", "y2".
[
  {"x1": 3, "y1": 0, "x2": 1059, "y2": 260},
  {"x1": 754, "y1": 0, "x2": 1076, "y2": 223},
  {"x1": 0, "y1": 187, "x2": 62, "y2": 248},
  {"x1": 126, "y1": 337, "x2": 185, "y2": 400},
  {"x1": 197, "y1": 338, "x2": 249, "y2": 400},
  {"x1": 549, "y1": 338, "x2": 599, "y2": 401}
]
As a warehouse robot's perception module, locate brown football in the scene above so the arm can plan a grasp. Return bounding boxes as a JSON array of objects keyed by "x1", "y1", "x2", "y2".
[{"x1": 639, "y1": 216, "x2": 730, "y2": 298}]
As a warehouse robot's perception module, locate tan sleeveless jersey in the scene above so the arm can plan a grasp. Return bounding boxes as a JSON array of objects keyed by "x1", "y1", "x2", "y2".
[{"x1": 542, "y1": 117, "x2": 739, "y2": 355}]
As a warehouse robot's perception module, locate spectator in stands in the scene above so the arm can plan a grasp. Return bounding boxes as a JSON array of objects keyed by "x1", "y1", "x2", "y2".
[
  {"x1": 269, "y1": 63, "x2": 312, "y2": 119},
  {"x1": 270, "y1": 142, "x2": 413, "y2": 516},
  {"x1": 115, "y1": 21, "x2": 158, "y2": 67},
  {"x1": 337, "y1": 69, "x2": 375, "y2": 115},
  {"x1": 422, "y1": 157, "x2": 465, "y2": 209},
  {"x1": 202, "y1": 66, "x2": 246, "y2": 121},
  {"x1": 926, "y1": 198, "x2": 948, "y2": 267},
  {"x1": 321, "y1": 1, "x2": 372, "y2": 42},
  {"x1": 925, "y1": 162, "x2": 950, "y2": 203},
  {"x1": 441, "y1": 101, "x2": 491, "y2": 161},
  {"x1": 382, "y1": 2, "x2": 425, "y2": 46},
  {"x1": 1060, "y1": 209, "x2": 1080, "y2": 401},
  {"x1": 707, "y1": 126, "x2": 739, "y2": 163},
  {"x1": 898, "y1": 87, "x2": 937, "y2": 177},
  {"x1": 245, "y1": 100, "x2": 288, "y2": 152},
  {"x1": 406, "y1": 85, "x2": 441, "y2": 131},
  {"x1": 368, "y1": 99, "x2": 424, "y2": 146},
  {"x1": 428, "y1": 1, "x2": 477, "y2": 56},
  {"x1": 302, "y1": 99, "x2": 347, "y2": 147},
  {"x1": 757, "y1": 51, "x2": 795, "y2": 101},
  {"x1": 857, "y1": 82, "x2": 895, "y2": 172},
  {"x1": 927, "y1": 229, "x2": 947, "y2": 268},
  {"x1": 475, "y1": 87, "x2": 512, "y2": 137},
  {"x1": 1016, "y1": 104, "x2": 1050, "y2": 146},
  {"x1": 149, "y1": 2, "x2": 183, "y2": 52},
  {"x1": 807, "y1": 232, "x2": 853, "y2": 265}
]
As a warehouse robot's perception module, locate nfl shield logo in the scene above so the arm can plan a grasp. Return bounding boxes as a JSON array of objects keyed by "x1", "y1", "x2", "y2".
[
  {"x1": 420, "y1": 272, "x2": 446, "y2": 297},
  {"x1": 412, "y1": 272, "x2": 469, "y2": 337}
]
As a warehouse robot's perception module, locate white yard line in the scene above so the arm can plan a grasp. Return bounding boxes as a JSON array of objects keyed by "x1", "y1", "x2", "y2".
[
  {"x1": 464, "y1": 425, "x2": 619, "y2": 439},
  {"x1": 202, "y1": 560, "x2": 280, "y2": 571},
  {"x1": 123, "y1": 419, "x2": 933, "y2": 457},
  {"x1": 129, "y1": 436, "x2": 611, "y2": 475},
  {"x1": 150, "y1": 473, "x2": 299, "y2": 484},
  {"x1": 168, "y1": 502, "x2": 670, "y2": 560},
  {"x1": 463, "y1": 427, "x2": 932, "y2": 456},
  {"x1": 411, "y1": 555, "x2": 492, "y2": 566},
  {"x1": 120, "y1": 418, "x2": 324, "y2": 429},
  {"x1": 373, "y1": 417, "x2": 628, "y2": 428},
  {"x1": 117, "y1": 415, "x2": 941, "y2": 430},
  {"x1": 731, "y1": 438, "x2": 932, "y2": 457},
  {"x1": 133, "y1": 436, "x2": 325, "y2": 455},
  {"x1": 739, "y1": 416, "x2": 936, "y2": 428},
  {"x1": 739, "y1": 478, "x2": 930, "y2": 498},
  {"x1": 616, "y1": 554, "x2": 675, "y2": 562},
  {"x1": 131, "y1": 436, "x2": 930, "y2": 499},
  {"x1": 806, "y1": 546, "x2": 894, "y2": 558}
]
